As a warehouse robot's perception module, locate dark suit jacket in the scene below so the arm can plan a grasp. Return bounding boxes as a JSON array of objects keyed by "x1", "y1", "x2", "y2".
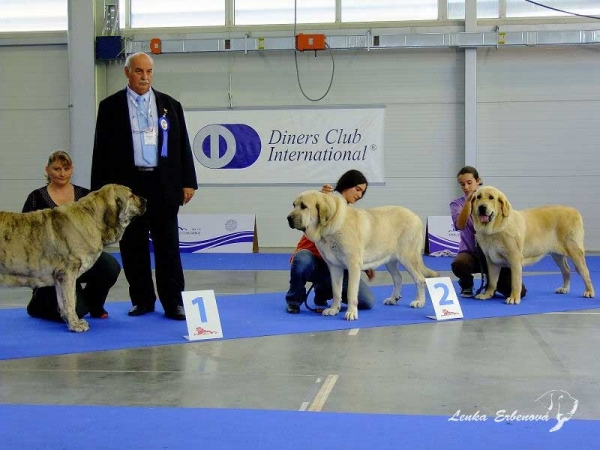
[{"x1": 91, "y1": 88, "x2": 198, "y2": 205}]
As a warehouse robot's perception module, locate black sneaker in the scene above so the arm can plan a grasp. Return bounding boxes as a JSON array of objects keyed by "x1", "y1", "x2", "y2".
[
  {"x1": 461, "y1": 287, "x2": 474, "y2": 298},
  {"x1": 286, "y1": 304, "x2": 300, "y2": 314}
]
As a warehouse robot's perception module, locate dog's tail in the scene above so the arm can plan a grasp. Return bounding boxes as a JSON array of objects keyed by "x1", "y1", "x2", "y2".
[{"x1": 422, "y1": 266, "x2": 439, "y2": 278}]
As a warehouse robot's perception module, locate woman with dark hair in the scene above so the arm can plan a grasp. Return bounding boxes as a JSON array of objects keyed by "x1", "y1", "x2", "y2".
[
  {"x1": 22, "y1": 150, "x2": 121, "y2": 322},
  {"x1": 450, "y1": 165, "x2": 526, "y2": 299},
  {"x1": 285, "y1": 169, "x2": 376, "y2": 314}
]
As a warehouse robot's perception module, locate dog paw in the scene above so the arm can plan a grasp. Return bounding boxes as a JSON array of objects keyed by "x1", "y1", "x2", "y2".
[
  {"x1": 555, "y1": 287, "x2": 569, "y2": 294},
  {"x1": 475, "y1": 293, "x2": 492, "y2": 300},
  {"x1": 68, "y1": 319, "x2": 90, "y2": 332},
  {"x1": 583, "y1": 290, "x2": 595, "y2": 298},
  {"x1": 345, "y1": 309, "x2": 358, "y2": 321},
  {"x1": 409, "y1": 299, "x2": 425, "y2": 308},
  {"x1": 322, "y1": 307, "x2": 340, "y2": 316},
  {"x1": 383, "y1": 296, "x2": 400, "y2": 305},
  {"x1": 505, "y1": 297, "x2": 521, "y2": 305}
]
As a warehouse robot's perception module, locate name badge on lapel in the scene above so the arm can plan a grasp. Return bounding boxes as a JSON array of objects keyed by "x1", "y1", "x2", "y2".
[{"x1": 159, "y1": 108, "x2": 169, "y2": 157}]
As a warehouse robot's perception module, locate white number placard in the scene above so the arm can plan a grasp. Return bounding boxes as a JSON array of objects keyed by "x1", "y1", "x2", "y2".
[
  {"x1": 182, "y1": 290, "x2": 224, "y2": 341},
  {"x1": 425, "y1": 277, "x2": 464, "y2": 321}
]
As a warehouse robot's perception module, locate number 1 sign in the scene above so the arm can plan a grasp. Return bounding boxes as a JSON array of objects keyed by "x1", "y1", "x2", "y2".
[
  {"x1": 425, "y1": 277, "x2": 464, "y2": 321},
  {"x1": 182, "y1": 290, "x2": 224, "y2": 341}
]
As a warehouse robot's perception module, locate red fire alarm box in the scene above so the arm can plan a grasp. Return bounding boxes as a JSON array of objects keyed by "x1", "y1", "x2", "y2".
[
  {"x1": 295, "y1": 33, "x2": 326, "y2": 52},
  {"x1": 150, "y1": 38, "x2": 162, "y2": 54}
]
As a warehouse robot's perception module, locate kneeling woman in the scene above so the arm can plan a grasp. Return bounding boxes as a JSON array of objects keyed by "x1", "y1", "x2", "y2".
[{"x1": 22, "y1": 150, "x2": 121, "y2": 321}]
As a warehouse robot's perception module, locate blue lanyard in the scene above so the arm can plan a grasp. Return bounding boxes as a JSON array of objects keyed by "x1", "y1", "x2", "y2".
[{"x1": 128, "y1": 92, "x2": 153, "y2": 123}]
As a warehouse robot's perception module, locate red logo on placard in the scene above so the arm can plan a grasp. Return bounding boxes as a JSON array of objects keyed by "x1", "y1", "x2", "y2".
[
  {"x1": 194, "y1": 326, "x2": 217, "y2": 335},
  {"x1": 442, "y1": 309, "x2": 459, "y2": 316}
]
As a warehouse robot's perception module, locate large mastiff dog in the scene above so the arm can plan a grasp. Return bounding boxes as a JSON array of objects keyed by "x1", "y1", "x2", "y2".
[
  {"x1": 471, "y1": 186, "x2": 594, "y2": 304},
  {"x1": 287, "y1": 190, "x2": 438, "y2": 320},
  {"x1": 0, "y1": 184, "x2": 146, "y2": 332}
]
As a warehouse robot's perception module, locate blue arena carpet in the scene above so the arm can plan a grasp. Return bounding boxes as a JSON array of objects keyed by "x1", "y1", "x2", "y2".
[
  {"x1": 1, "y1": 274, "x2": 598, "y2": 361},
  {"x1": 111, "y1": 253, "x2": 600, "y2": 273},
  {"x1": 1, "y1": 404, "x2": 598, "y2": 449}
]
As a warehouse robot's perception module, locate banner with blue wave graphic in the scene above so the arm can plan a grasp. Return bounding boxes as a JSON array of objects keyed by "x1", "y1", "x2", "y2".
[
  {"x1": 150, "y1": 214, "x2": 257, "y2": 253},
  {"x1": 426, "y1": 216, "x2": 459, "y2": 257}
]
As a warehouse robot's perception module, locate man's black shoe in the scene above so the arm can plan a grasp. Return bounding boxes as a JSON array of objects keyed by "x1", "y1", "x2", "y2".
[
  {"x1": 165, "y1": 305, "x2": 186, "y2": 320},
  {"x1": 128, "y1": 305, "x2": 154, "y2": 316}
]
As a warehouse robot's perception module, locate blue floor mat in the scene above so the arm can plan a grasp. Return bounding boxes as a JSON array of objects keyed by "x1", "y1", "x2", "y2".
[
  {"x1": 1, "y1": 404, "x2": 597, "y2": 450},
  {"x1": 1, "y1": 274, "x2": 598, "y2": 360}
]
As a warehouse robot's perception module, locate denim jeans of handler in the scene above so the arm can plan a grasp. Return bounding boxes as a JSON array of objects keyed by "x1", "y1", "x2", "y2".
[{"x1": 285, "y1": 249, "x2": 375, "y2": 310}]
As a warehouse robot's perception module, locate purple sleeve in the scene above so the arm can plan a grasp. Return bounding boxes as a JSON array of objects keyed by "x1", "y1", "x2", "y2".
[{"x1": 449, "y1": 197, "x2": 463, "y2": 229}]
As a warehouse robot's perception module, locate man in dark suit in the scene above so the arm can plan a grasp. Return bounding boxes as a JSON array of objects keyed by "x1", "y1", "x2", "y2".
[{"x1": 91, "y1": 52, "x2": 198, "y2": 320}]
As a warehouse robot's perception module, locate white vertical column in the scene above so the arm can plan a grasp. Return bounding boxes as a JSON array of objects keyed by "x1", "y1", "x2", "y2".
[
  {"x1": 67, "y1": 0, "x2": 96, "y2": 188},
  {"x1": 464, "y1": 0, "x2": 477, "y2": 167}
]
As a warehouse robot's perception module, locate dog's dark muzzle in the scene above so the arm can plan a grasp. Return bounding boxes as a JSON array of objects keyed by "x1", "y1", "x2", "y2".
[
  {"x1": 287, "y1": 214, "x2": 305, "y2": 231},
  {"x1": 137, "y1": 196, "x2": 148, "y2": 215}
]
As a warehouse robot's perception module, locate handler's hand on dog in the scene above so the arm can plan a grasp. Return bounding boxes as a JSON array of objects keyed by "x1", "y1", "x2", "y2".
[
  {"x1": 365, "y1": 269, "x2": 375, "y2": 281},
  {"x1": 321, "y1": 184, "x2": 334, "y2": 194}
]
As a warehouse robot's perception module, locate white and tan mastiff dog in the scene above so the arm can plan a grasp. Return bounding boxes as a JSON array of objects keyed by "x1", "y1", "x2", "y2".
[
  {"x1": 0, "y1": 184, "x2": 146, "y2": 332},
  {"x1": 287, "y1": 190, "x2": 438, "y2": 320},
  {"x1": 471, "y1": 186, "x2": 594, "y2": 304}
]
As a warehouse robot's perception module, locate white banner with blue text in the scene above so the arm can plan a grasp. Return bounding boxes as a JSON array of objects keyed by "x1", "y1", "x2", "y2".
[{"x1": 185, "y1": 107, "x2": 385, "y2": 184}]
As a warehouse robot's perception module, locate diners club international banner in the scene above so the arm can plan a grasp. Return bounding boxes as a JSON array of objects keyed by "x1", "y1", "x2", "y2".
[{"x1": 185, "y1": 107, "x2": 385, "y2": 184}]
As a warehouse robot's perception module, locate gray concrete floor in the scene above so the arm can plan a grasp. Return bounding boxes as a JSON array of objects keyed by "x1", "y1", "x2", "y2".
[{"x1": 1, "y1": 259, "x2": 600, "y2": 422}]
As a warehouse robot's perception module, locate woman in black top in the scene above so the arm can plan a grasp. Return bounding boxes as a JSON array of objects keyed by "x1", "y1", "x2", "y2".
[{"x1": 22, "y1": 150, "x2": 121, "y2": 321}]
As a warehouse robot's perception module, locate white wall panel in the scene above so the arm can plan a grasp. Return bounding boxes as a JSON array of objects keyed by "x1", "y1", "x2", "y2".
[
  {"x1": 478, "y1": 46, "x2": 600, "y2": 103},
  {"x1": 478, "y1": 101, "x2": 600, "y2": 177},
  {"x1": 0, "y1": 45, "x2": 70, "y2": 212},
  {"x1": 0, "y1": 46, "x2": 69, "y2": 109},
  {"x1": 384, "y1": 103, "x2": 464, "y2": 179},
  {"x1": 0, "y1": 110, "x2": 70, "y2": 179}
]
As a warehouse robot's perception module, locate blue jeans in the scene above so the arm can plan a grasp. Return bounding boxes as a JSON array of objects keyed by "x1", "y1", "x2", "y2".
[{"x1": 285, "y1": 250, "x2": 375, "y2": 310}]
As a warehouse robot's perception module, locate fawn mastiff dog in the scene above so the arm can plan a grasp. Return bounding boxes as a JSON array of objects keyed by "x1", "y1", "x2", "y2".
[
  {"x1": 471, "y1": 185, "x2": 594, "y2": 304},
  {"x1": 0, "y1": 184, "x2": 146, "y2": 332},
  {"x1": 287, "y1": 190, "x2": 438, "y2": 320}
]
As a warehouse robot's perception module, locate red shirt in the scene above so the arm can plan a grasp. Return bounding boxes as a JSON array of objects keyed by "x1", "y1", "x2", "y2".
[{"x1": 290, "y1": 235, "x2": 322, "y2": 263}]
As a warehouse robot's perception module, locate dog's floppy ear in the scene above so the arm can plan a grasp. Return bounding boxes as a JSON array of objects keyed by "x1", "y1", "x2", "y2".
[
  {"x1": 316, "y1": 197, "x2": 330, "y2": 226},
  {"x1": 102, "y1": 188, "x2": 122, "y2": 231},
  {"x1": 498, "y1": 192, "x2": 512, "y2": 218}
]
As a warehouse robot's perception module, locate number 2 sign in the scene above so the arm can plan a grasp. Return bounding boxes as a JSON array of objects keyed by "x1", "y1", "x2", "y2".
[
  {"x1": 182, "y1": 290, "x2": 224, "y2": 341},
  {"x1": 425, "y1": 277, "x2": 464, "y2": 321}
]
